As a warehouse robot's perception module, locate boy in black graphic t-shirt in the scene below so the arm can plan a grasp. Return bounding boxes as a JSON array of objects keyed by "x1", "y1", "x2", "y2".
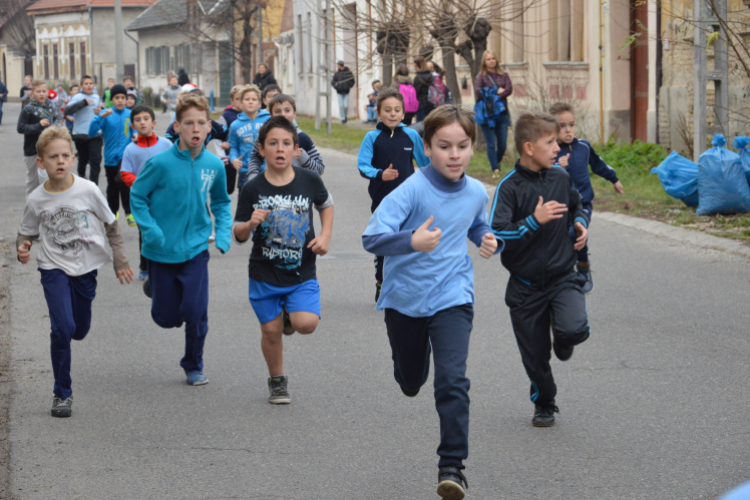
[{"x1": 233, "y1": 116, "x2": 334, "y2": 404}]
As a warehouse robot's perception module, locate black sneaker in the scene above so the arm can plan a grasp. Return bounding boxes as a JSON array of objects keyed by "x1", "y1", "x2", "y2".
[
  {"x1": 553, "y1": 339, "x2": 574, "y2": 361},
  {"x1": 375, "y1": 282, "x2": 382, "y2": 302},
  {"x1": 532, "y1": 403, "x2": 559, "y2": 427},
  {"x1": 143, "y1": 277, "x2": 152, "y2": 298},
  {"x1": 437, "y1": 466, "x2": 468, "y2": 500},
  {"x1": 282, "y1": 308, "x2": 295, "y2": 335},
  {"x1": 51, "y1": 395, "x2": 73, "y2": 418},
  {"x1": 577, "y1": 262, "x2": 593, "y2": 294},
  {"x1": 268, "y1": 375, "x2": 291, "y2": 404}
]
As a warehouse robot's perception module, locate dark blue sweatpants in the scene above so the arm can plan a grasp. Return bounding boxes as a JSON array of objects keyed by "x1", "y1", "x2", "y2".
[
  {"x1": 40, "y1": 268, "x2": 98, "y2": 400},
  {"x1": 148, "y1": 250, "x2": 210, "y2": 372},
  {"x1": 569, "y1": 202, "x2": 593, "y2": 263},
  {"x1": 384, "y1": 304, "x2": 473, "y2": 469}
]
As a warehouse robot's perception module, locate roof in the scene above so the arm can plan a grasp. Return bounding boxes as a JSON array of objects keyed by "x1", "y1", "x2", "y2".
[
  {"x1": 27, "y1": 0, "x2": 157, "y2": 15},
  {"x1": 0, "y1": 0, "x2": 37, "y2": 28},
  {"x1": 280, "y1": 0, "x2": 293, "y2": 33},
  {"x1": 126, "y1": 0, "x2": 219, "y2": 31}
]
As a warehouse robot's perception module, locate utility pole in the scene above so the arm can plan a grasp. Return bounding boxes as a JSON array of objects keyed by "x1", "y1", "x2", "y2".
[
  {"x1": 693, "y1": 0, "x2": 728, "y2": 161},
  {"x1": 315, "y1": 0, "x2": 332, "y2": 134},
  {"x1": 258, "y1": 2, "x2": 263, "y2": 68},
  {"x1": 114, "y1": 0, "x2": 124, "y2": 83}
]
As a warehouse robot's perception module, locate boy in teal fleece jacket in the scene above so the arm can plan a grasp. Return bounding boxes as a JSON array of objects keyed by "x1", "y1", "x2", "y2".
[
  {"x1": 228, "y1": 85, "x2": 270, "y2": 190},
  {"x1": 88, "y1": 84, "x2": 133, "y2": 224},
  {"x1": 130, "y1": 94, "x2": 232, "y2": 386}
]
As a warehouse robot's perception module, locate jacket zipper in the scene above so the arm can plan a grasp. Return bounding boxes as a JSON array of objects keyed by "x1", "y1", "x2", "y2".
[{"x1": 187, "y1": 155, "x2": 194, "y2": 261}]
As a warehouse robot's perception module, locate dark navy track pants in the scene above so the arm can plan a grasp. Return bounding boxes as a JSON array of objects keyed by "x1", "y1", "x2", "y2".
[
  {"x1": 384, "y1": 304, "x2": 473, "y2": 469},
  {"x1": 148, "y1": 250, "x2": 210, "y2": 372},
  {"x1": 40, "y1": 268, "x2": 97, "y2": 400}
]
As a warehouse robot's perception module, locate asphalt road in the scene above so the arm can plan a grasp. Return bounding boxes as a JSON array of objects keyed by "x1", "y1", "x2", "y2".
[{"x1": 1, "y1": 102, "x2": 749, "y2": 499}]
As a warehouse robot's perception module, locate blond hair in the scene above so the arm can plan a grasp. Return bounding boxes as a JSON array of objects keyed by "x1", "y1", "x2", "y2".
[
  {"x1": 37, "y1": 126, "x2": 74, "y2": 158},
  {"x1": 229, "y1": 85, "x2": 245, "y2": 98},
  {"x1": 175, "y1": 94, "x2": 210, "y2": 121},
  {"x1": 239, "y1": 84, "x2": 262, "y2": 101},
  {"x1": 514, "y1": 112, "x2": 560, "y2": 156},
  {"x1": 480, "y1": 50, "x2": 503, "y2": 76},
  {"x1": 31, "y1": 79, "x2": 47, "y2": 89},
  {"x1": 423, "y1": 104, "x2": 477, "y2": 146}
]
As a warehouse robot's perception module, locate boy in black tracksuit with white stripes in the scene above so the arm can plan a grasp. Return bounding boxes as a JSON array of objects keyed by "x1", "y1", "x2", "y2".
[{"x1": 490, "y1": 112, "x2": 591, "y2": 427}]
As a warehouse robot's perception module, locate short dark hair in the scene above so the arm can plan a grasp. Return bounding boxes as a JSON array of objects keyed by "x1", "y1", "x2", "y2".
[
  {"x1": 376, "y1": 87, "x2": 404, "y2": 112},
  {"x1": 423, "y1": 105, "x2": 476, "y2": 146},
  {"x1": 549, "y1": 102, "x2": 574, "y2": 116},
  {"x1": 395, "y1": 63, "x2": 409, "y2": 77},
  {"x1": 268, "y1": 94, "x2": 297, "y2": 114},
  {"x1": 80, "y1": 75, "x2": 93, "y2": 84},
  {"x1": 262, "y1": 84, "x2": 282, "y2": 100},
  {"x1": 258, "y1": 116, "x2": 299, "y2": 147},
  {"x1": 131, "y1": 105, "x2": 155, "y2": 121},
  {"x1": 123, "y1": 75, "x2": 134, "y2": 83},
  {"x1": 514, "y1": 112, "x2": 560, "y2": 156}
]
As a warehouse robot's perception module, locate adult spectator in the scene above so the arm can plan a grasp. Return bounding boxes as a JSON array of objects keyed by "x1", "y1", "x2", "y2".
[
  {"x1": 0, "y1": 75, "x2": 7, "y2": 125},
  {"x1": 177, "y1": 67, "x2": 190, "y2": 86},
  {"x1": 475, "y1": 49, "x2": 512, "y2": 178},
  {"x1": 331, "y1": 60, "x2": 355, "y2": 124},
  {"x1": 252, "y1": 63, "x2": 278, "y2": 91},
  {"x1": 390, "y1": 63, "x2": 417, "y2": 125},
  {"x1": 412, "y1": 56, "x2": 434, "y2": 122}
]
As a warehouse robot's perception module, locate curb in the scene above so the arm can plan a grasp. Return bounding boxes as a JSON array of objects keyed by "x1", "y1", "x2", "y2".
[{"x1": 319, "y1": 147, "x2": 750, "y2": 260}]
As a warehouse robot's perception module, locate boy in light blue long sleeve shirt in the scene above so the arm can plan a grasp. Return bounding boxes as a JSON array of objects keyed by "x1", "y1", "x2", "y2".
[
  {"x1": 130, "y1": 95, "x2": 232, "y2": 387},
  {"x1": 228, "y1": 85, "x2": 270, "y2": 190},
  {"x1": 362, "y1": 105, "x2": 502, "y2": 500}
]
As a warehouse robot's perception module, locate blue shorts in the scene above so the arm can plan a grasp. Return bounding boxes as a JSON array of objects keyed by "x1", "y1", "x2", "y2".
[{"x1": 248, "y1": 278, "x2": 321, "y2": 325}]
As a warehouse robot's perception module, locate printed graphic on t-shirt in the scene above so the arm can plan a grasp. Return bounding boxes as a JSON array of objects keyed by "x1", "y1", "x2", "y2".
[
  {"x1": 40, "y1": 205, "x2": 94, "y2": 254},
  {"x1": 254, "y1": 194, "x2": 311, "y2": 269}
]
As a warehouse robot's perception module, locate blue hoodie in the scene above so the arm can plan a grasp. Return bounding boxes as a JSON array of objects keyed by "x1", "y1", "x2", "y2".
[
  {"x1": 130, "y1": 142, "x2": 232, "y2": 264},
  {"x1": 228, "y1": 109, "x2": 270, "y2": 173},
  {"x1": 88, "y1": 107, "x2": 132, "y2": 166}
]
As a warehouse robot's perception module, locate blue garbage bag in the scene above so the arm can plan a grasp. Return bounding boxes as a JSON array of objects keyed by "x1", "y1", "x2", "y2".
[
  {"x1": 733, "y1": 135, "x2": 750, "y2": 186},
  {"x1": 651, "y1": 151, "x2": 699, "y2": 207},
  {"x1": 696, "y1": 134, "x2": 750, "y2": 215}
]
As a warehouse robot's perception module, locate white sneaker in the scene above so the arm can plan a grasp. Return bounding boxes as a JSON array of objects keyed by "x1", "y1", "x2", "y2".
[{"x1": 208, "y1": 234, "x2": 215, "y2": 243}]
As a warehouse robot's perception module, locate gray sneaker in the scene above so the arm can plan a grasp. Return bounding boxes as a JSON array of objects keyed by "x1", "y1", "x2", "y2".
[
  {"x1": 268, "y1": 375, "x2": 291, "y2": 404},
  {"x1": 51, "y1": 395, "x2": 73, "y2": 418}
]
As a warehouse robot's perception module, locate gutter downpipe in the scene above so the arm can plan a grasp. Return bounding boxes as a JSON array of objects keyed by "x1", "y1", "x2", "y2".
[
  {"x1": 124, "y1": 29, "x2": 140, "y2": 88},
  {"x1": 88, "y1": 5, "x2": 96, "y2": 85},
  {"x1": 599, "y1": 0, "x2": 604, "y2": 142}
]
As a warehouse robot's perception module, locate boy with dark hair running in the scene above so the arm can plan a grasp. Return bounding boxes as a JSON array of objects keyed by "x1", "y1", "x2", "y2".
[{"x1": 489, "y1": 111, "x2": 591, "y2": 427}]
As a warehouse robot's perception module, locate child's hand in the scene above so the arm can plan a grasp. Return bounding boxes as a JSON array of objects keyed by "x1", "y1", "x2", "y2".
[
  {"x1": 66, "y1": 116, "x2": 75, "y2": 122},
  {"x1": 573, "y1": 222, "x2": 588, "y2": 250},
  {"x1": 479, "y1": 233, "x2": 498, "y2": 259},
  {"x1": 294, "y1": 148, "x2": 302, "y2": 159},
  {"x1": 17, "y1": 241, "x2": 31, "y2": 264},
  {"x1": 381, "y1": 164, "x2": 399, "y2": 181},
  {"x1": 116, "y1": 267, "x2": 133, "y2": 284},
  {"x1": 100, "y1": 108, "x2": 114, "y2": 118},
  {"x1": 534, "y1": 196, "x2": 567, "y2": 224},
  {"x1": 39, "y1": 118, "x2": 50, "y2": 127},
  {"x1": 411, "y1": 216, "x2": 442, "y2": 252},
  {"x1": 497, "y1": 87, "x2": 505, "y2": 94},
  {"x1": 232, "y1": 157, "x2": 243, "y2": 170},
  {"x1": 85, "y1": 98, "x2": 94, "y2": 106},
  {"x1": 93, "y1": 107, "x2": 102, "y2": 115},
  {"x1": 558, "y1": 153, "x2": 570, "y2": 167},
  {"x1": 614, "y1": 181, "x2": 624, "y2": 194},
  {"x1": 250, "y1": 209, "x2": 270, "y2": 228},
  {"x1": 221, "y1": 142, "x2": 230, "y2": 150},
  {"x1": 307, "y1": 233, "x2": 331, "y2": 256}
]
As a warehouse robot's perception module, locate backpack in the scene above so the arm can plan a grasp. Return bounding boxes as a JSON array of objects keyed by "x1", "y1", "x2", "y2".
[
  {"x1": 399, "y1": 83, "x2": 419, "y2": 113},
  {"x1": 427, "y1": 77, "x2": 447, "y2": 107}
]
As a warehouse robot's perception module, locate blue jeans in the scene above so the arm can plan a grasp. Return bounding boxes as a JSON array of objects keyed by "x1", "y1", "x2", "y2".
[
  {"x1": 366, "y1": 106, "x2": 377, "y2": 121},
  {"x1": 337, "y1": 93, "x2": 349, "y2": 122},
  {"x1": 148, "y1": 250, "x2": 210, "y2": 372},
  {"x1": 40, "y1": 268, "x2": 98, "y2": 400},
  {"x1": 480, "y1": 112, "x2": 510, "y2": 171}
]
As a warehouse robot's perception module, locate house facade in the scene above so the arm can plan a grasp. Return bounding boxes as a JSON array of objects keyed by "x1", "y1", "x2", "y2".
[
  {"x1": 0, "y1": 0, "x2": 36, "y2": 99},
  {"x1": 26, "y1": 0, "x2": 155, "y2": 88},
  {"x1": 274, "y1": 0, "x2": 295, "y2": 96}
]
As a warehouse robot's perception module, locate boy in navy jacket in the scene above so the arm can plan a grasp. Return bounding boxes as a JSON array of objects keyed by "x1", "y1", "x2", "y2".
[
  {"x1": 229, "y1": 85, "x2": 270, "y2": 190},
  {"x1": 550, "y1": 102, "x2": 624, "y2": 293},
  {"x1": 357, "y1": 87, "x2": 430, "y2": 300},
  {"x1": 490, "y1": 111, "x2": 590, "y2": 428}
]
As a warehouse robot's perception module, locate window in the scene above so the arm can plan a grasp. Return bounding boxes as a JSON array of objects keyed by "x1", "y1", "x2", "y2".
[
  {"x1": 80, "y1": 42, "x2": 86, "y2": 75},
  {"x1": 145, "y1": 47, "x2": 151, "y2": 74},
  {"x1": 297, "y1": 15, "x2": 304, "y2": 74},
  {"x1": 162, "y1": 46, "x2": 170, "y2": 73},
  {"x1": 549, "y1": 0, "x2": 584, "y2": 62},
  {"x1": 43, "y1": 45, "x2": 49, "y2": 79},
  {"x1": 53, "y1": 44, "x2": 59, "y2": 79},
  {"x1": 154, "y1": 47, "x2": 162, "y2": 75},
  {"x1": 69, "y1": 43, "x2": 76, "y2": 79}
]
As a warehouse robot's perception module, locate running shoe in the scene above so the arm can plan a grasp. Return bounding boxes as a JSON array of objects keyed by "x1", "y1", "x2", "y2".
[
  {"x1": 126, "y1": 214, "x2": 137, "y2": 227},
  {"x1": 185, "y1": 370, "x2": 209, "y2": 386},
  {"x1": 532, "y1": 403, "x2": 559, "y2": 427},
  {"x1": 268, "y1": 375, "x2": 291, "y2": 404},
  {"x1": 437, "y1": 466, "x2": 468, "y2": 500},
  {"x1": 51, "y1": 395, "x2": 73, "y2": 418}
]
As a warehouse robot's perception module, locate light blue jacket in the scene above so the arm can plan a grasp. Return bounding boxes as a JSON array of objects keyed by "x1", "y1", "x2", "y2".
[
  {"x1": 228, "y1": 110, "x2": 270, "y2": 173},
  {"x1": 130, "y1": 142, "x2": 232, "y2": 264},
  {"x1": 66, "y1": 92, "x2": 101, "y2": 136},
  {"x1": 88, "y1": 107, "x2": 132, "y2": 166}
]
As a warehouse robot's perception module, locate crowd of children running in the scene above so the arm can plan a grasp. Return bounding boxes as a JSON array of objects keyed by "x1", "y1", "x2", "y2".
[{"x1": 14, "y1": 52, "x2": 622, "y2": 499}]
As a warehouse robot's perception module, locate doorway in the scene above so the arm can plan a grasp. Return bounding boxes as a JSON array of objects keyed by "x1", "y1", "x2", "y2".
[{"x1": 630, "y1": 0, "x2": 649, "y2": 142}]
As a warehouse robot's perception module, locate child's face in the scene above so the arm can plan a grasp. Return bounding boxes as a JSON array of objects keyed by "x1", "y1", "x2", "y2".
[
  {"x1": 81, "y1": 79, "x2": 94, "y2": 94},
  {"x1": 107, "y1": 79, "x2": 115, "y2": 88},
  {"x1": 259, "y1": 128, "x2": 298, "y2": 171},
  {"x1": 112, "y1": 94, "x2": 127, "y2": 110},
  {"x1": 24, "y1": 76, "x2": 32, "y2": 87},
  {"x1": 70, "y1": 86, "x2": 79, "y2": 96},
  {"x1": 37, "y1": 139, "x2": 75, "y2": 182},
  {"x1": 242, "y1": 92, "x2": 261, "y2": 115},
  {"x1": 424, "y1": 122, "x2": 474, "y2": 182},
  {"x1": 124, "y1": 79, "x2": 134, "y2": 88},
  {"x1": 32, "y1": 85, "x2": 48, "y2": 103},
  {"x1": 271, "y1": 102, "x2": 296, "y2": 123},
  {"x1": 377, "y1": 97, "x2": 404, "y2": 130},
  {"x1": 126, "y1": 96, "x2": 136, "y2": 108},
  {"x1": 170, "y1": 77, "x2": 178, "y2": 86},
  {"x1": 524, "y1": 132, "x2": 561, "y2": 170},
  {"x1": 232, "y1": 93, "x2": 243, "y2": 109},
  {"x1": 133, "y1": 112, "x2": 156, "y2": 137},
  {"x1": 263, "y1": 90, "x2": 280, "y2": 106},
  {"x1": 555, "y1": 111, "x2": 576, "y2": 144},
  {"x1": 175, "y1": 107, "x2": 210, "y2": 151}
]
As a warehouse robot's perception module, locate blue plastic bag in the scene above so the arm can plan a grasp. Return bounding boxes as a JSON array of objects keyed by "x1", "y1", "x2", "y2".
[
  {"x1": 733, "y1": 135, "x2": 750, "y2": 185},
  {"x1": 651, "y1": 151, "x2": 699, "y2": 207},
  {"x1": 473, "y1": 86, "x2": 506, "y2": 128},
  {"x1": 696, "y1": 134, "x2": 750, "y2": 216}
]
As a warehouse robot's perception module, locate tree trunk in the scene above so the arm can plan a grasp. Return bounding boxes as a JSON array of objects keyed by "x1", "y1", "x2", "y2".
[
  {"x1": 441, "y1": 45, "x2": 461, "y2": 105},
  {"x1": 240, "y1": 13, "x2": 254, "y2": 84},
  {"x1": 382, "y1": 53, "x2": 393, "y2": 86},
  {"x1": 465, "y1": 18, "x2": 491, "y2": 89}
]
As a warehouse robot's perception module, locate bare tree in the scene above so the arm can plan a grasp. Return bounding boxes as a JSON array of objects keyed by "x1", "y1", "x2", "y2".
[{"x1": 1, "y1": 0, "x2": 36, "y2": 60}]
